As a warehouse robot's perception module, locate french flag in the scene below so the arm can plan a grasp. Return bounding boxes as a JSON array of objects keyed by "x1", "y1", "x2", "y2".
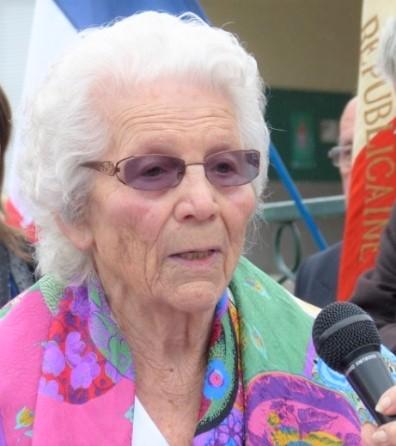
[{"x1": 7, "y1": 0, "x2": 207, "y2": 234}]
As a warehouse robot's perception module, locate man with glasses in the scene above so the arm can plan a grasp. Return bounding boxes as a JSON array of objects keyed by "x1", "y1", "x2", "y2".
[
  {"x1": 327, "y1": 138, "x2": 353, "y2": 195},
  {"x1": 327, "y1": 98, "x2": 355, "y2": 199},
  {"x1": 294, "y1": 97, "x2": 357, "y2": 306}
]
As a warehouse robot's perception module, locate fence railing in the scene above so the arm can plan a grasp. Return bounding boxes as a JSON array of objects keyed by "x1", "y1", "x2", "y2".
[{"x1": 257, "y1": 194, "x2": 346, "y2": 283}]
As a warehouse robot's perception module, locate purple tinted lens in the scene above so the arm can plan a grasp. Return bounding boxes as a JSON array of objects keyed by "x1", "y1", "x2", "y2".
[
  {"x1": 120, "y1": 155, "x2": 185, "y2": 190},
  {"x1": 205, "y1": 150, "x2": 260, "y2": 187}
]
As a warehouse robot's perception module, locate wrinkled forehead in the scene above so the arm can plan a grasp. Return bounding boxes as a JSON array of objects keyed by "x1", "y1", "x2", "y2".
[
  {"x1": 90, "y1": 76, "x2": 241, "y2": 151},
  {"x1": 92, "y1": 74, "x2": 235, "y2": 112}
]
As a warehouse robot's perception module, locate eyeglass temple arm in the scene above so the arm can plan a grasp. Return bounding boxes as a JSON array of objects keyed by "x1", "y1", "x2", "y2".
[{"x1": 81, "y1": 161, "x2": 118, "y2": 176}]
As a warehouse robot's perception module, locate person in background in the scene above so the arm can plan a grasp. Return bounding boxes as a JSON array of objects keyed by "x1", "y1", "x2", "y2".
[
  {"x1": 0, "y1": 85, "x2": 34, "y2": 307},
  {"x1": 352, "y1": 17, "x2": 396, "y2": 355},
  {"x1": 0, "y1": 12, "x2": 394, "y2": 445},
  {"x1": 294, "y1": 96, "x2": 356, "y2": 307}
]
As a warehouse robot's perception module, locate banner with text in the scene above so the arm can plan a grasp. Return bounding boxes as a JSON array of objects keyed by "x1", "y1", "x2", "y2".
[{"x1": 337, "y1": 0, "x2": 396, "y2": 300}]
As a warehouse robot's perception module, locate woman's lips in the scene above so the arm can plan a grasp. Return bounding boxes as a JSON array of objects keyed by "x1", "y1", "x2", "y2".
[
  {"x1": 169, "y1": 248, "x2": 221, "y2": 264},
  {"x1": 175, "y1": 250, "x2": 215, "y2": 260}
]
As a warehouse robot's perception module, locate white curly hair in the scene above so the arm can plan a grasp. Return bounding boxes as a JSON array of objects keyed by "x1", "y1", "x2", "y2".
[{"x1": 378, "y1": 17, "x2": 396, "y2": 84}]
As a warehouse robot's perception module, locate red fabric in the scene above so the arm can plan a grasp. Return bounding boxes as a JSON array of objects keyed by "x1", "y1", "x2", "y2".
[
  {"x1": 337, "y1": 117, "x2": 396, "y2": 300},
  {"x1": 3, "y1": 199, "x2": 36, "y2": 242}
]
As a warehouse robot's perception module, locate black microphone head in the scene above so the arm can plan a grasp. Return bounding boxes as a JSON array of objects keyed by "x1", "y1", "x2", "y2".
[{"x1": 312, "y1": 302, "x2": 381, "y2": 373}]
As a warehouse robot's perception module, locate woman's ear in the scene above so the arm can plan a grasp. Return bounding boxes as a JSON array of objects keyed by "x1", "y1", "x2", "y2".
[{"x1": 55, "y1": 214, "x2": 93, "y2": 251}]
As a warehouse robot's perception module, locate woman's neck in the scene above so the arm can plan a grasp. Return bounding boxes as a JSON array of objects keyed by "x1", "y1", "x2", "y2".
[
  {"x1": 102, "y1": 270, "x2": 216, "y2": 361},
  {"x1": 113, "y1": 292, "x2": 213, "y2": 355},
  {"x1": 98, "y1": 266, "x2": 217, "y2": 365},
  {"x1": 107, "y1": 286, "x2": 214, "y2": 445}
]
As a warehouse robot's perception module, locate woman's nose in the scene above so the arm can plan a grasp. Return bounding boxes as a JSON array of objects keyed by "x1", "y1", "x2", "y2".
[{"x1": 174, "y1": 165, "x2": 219, "y2": 222}]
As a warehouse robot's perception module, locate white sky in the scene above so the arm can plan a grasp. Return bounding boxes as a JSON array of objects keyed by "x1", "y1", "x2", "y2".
[
  {"x1": 0, "y1": 0, "x2": 35, "y2": 191},
  {"x1": 0, "y1": 0, "x2": 35, "y2": 111}
]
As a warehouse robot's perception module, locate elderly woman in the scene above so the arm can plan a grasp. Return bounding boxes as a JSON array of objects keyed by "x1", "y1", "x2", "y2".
[
  {"x1": 0, "y1": 11, "x2": 396, "y2": 446},
  {"x1": 0, "y1": 85, "x2": 34, "y2": 307}
]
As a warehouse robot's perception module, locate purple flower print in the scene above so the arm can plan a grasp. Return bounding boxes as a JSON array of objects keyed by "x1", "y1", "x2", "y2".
[
  {"x1": 105, "y1": 361, "x2": 122, "y2": 384},
  {"x1": 39, "y1": 377, "x2": 64, "y2": 401},
  {"x1": 71, "y1": 288, "x2": 90, "y2": 320},
  {"x1": 42, "y1": 340, "x2": 66, "y2": 376},
  {"x1": 213, "y1": 411, "x2": 243, "y2": 445},
  {"x1": 200, "y1": 412, "x2": 243, "y2": 445},
  {"x1": 70, "y1": 352, "x2": 100, "y2": 389},
  {"x1": 64, "y1": 331, "x2": 100, "y2": 390},
  {"x1": 68, "y1": 388, "x2": 89, "y2": 404},
  {"x1": 65, "y1": 331, "x2": 85, "y2": 367}
]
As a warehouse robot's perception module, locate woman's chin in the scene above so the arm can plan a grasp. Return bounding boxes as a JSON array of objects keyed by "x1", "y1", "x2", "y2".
[{"x1": 166, "y1": 281, "x2": 225, "y2": 314}]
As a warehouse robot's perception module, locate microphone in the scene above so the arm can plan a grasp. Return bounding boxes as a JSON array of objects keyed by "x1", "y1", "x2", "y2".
[{"x1": 312, "y1": 301, "x2": 396, "y2": 425}]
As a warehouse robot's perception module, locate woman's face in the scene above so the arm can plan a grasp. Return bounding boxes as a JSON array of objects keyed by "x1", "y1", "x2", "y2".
[{"x1": 71, "y1": 79, "x2": 257, "y2": 313}]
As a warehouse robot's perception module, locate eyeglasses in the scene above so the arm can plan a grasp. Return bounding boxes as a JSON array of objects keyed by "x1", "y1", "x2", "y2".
[
  {"x1": 328, "y1": 144, "x2": 352, "y2": 168},
  {"x1": 81, "y1": 149, "x2": 260, "y2": 191}
]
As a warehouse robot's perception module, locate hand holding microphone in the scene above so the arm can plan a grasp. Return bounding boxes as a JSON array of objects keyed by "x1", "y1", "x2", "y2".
[{"x1": 312, "y1": 302, "x2": 396, "y2": 444}]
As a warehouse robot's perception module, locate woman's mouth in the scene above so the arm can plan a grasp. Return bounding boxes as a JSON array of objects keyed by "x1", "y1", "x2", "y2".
[
  {"x1": 170, "y1": 248, "x2": 220, "y2": 264},
  {"x1": 177, "y1": 250, "x2": 215, "y2": 260}
]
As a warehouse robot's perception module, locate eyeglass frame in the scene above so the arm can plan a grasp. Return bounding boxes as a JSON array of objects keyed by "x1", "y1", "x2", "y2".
[
  {"x1": 327, "y1": 144, "x2": 353, "y2": 168},
  {"x1": 80, "y1": 149, "x2": 261, "y2": 191}
]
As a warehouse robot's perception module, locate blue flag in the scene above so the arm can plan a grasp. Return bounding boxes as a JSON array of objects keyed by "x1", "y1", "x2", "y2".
[{"x1": 53, "y1": 0, "x2": 208, "y2": 30}]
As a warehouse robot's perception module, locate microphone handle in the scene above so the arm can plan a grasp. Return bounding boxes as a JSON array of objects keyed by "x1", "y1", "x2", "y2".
[{"x1": 346, "y1": 351, "x2": 396, "y2": 425}]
